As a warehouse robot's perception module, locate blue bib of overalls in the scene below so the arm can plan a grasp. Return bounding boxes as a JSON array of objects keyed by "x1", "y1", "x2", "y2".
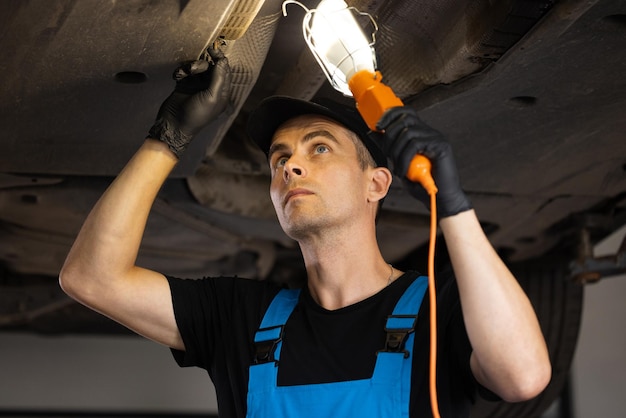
[{"x1": 246, "y1": 276, "x2": 428, "y2": 418}]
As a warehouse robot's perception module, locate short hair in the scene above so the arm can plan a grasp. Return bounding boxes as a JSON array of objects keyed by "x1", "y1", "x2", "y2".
[{"x1": 345, "y1": 129, "x2": 377, "y2": 170}]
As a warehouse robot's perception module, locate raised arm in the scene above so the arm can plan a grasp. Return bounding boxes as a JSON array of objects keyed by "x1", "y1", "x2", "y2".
[
  {"x1": 60, "y1": 139, "x2": 182, "y2": 347},
  {"x1": 376, "y1": 106, "x2": 551, "y2": 402},
  {"x1": 59, "y1": 47, "x2": 231, "y2": 350},
  {"x1": 440, "y1": 210, "x2": 551, "y2": 401}
]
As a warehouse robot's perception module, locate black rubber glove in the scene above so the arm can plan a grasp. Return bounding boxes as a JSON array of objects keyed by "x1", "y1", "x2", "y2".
[
  {"x1": 374, "y1": 106, "x2": 472, "y2": 218},
  {"x1": 147, "y1": 46, "x2": 232, "y2": 159}
]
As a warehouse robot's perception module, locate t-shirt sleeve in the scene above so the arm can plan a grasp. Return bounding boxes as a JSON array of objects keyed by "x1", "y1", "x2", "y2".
[{"x1": 166, "y1": 275, "x2": 281, "y2": 371}]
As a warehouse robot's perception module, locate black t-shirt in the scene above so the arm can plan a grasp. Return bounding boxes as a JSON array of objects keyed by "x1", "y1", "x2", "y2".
[{"x1": 168, "y1": 270, "x2": 480, "y2": 417}]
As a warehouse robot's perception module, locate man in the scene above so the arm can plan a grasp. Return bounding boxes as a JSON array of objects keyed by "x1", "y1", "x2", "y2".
[{"x1": 60, "y1": 47, "x2": 550, "y2": 417}]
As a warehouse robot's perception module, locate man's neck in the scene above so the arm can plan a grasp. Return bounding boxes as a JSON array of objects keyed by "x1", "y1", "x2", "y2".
[{"x1": 298, "y1": 230, "x2": 397, "y2": 310}]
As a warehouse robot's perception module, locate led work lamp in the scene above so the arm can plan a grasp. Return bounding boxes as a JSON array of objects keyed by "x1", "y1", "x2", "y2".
[{"x1": 282, "y1": 0, "x2": 437, "y2": 195}]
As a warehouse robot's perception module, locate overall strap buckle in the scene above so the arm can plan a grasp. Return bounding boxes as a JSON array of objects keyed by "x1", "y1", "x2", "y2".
[
  {"x1": 253, "y1": 324, "x2": 284, "y2": 364},
  {"x1": 379, "y1": 314, "x2": 418, "y2": 358}
]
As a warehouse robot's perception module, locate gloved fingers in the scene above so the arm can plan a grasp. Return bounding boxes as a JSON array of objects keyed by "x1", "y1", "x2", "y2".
[
  {"x1": 173, "y1": 60, "x2": 210, "y2": 81},
  {"x1": 421, "y1": 139, "x2": 452, "y2": 162},
  {"x1": 177, "y1": 45, "x2": 231, "y2": 101},
  {"x1": 377, "y1": 108, "x2": 441, "y2": 159},
  {"x1": 180, "y1": 49, "x2": 232, "y2": 130},
  {"x1": 388, "y1": 124, "x2": 444, "y2": 155},
  {"x1": 196, "y1": 51, "x2": 232, "y2": 112},
  {"x1": 205, "y1": 45, "x2": 231, "y2": 84},
  {"x1": 376, "y1": 106, "x2": 419, "y2": 131},
  {"x1": 393, "y1": 124, "x2": 449, "y2": 159},
  {"x1": 206, "y1": 45, "x2": 226, "y2": 62},
  {"x1": 392, "y1": 133, "x2": 423, "y2": 177},
  {"x1": 373, "y1": 116, "x2": 425, "y2": 177},
  {"x1": 175, "y1": 44, "x2": 226, "y2": 80},
  {"x1": 207, "y1": 51, "x2": 232, "y2": 94}
]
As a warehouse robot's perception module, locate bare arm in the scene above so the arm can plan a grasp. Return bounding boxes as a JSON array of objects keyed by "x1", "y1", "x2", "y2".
[
  {"x1": 60, "y1": 47, "x2": 231, "y2": 350},
  {"x1": 60, "y1": 139, "x2": 184, "y2": 349},
  {"x1": 376, "y1": 106, "x2": 551, "y2": 401},
  {"x1": 440, "y1": 210, "x2": 551, "y2": 402}
]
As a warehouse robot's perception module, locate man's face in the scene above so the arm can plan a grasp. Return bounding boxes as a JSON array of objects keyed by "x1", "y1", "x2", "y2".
[{"x1": 267, "y1": 114, "x2": 375, "y2": 240}]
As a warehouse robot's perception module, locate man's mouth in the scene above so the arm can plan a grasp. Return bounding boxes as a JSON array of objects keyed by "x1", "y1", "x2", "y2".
[{"x1": 284, "y1": 188, "x2": 314, "y2": 205}]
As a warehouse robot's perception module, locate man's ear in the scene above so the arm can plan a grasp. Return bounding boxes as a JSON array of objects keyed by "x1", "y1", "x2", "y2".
[{"x1": 368, "y1": 167, "x2": 393, "y2": 203}]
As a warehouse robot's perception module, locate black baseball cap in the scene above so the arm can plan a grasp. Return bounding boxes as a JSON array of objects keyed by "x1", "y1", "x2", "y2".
[{"x1": 247, "y1": 96, "x2": 388, "y2": 168}]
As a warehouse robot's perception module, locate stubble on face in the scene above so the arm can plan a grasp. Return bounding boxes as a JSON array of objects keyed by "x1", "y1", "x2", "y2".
[{"x1": 268, "y1": 116, "x2": 368, "y2": 242}]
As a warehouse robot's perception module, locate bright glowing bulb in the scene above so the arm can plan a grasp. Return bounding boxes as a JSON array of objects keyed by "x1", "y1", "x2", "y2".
[
  {"x1": 309, "y1": 0, "x2": 375, "y2": 94},
  {"x1": 283, "y1": 0, "x2": 377, "y2": 96}
]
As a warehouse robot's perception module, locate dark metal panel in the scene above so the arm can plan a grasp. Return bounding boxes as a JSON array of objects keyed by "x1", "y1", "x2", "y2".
[{"x1": 0, "y1": 0, "x2": 232, "y2": 175}]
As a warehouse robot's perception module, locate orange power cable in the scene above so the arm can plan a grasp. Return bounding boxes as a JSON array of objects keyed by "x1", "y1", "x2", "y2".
[
  {"x1": 408, "y1": 153, "x2": 441, "y2": 418},
  {"x1": 427, "y1": 191, "x2": 440, "y2": 418}
]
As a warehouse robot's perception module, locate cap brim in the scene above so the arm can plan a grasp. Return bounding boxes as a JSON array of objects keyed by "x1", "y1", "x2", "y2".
[{"x1": 247, "y1": 96, "x2": 387, "y2": 168}]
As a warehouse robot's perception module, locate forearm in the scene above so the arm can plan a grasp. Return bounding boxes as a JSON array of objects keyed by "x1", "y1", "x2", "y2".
[
  {"x1": 439, "y1": 210, "x2": 551, "y2": 401},
  {"x1": 60, "y1": 139, "x2": 177, "y2": 297}
]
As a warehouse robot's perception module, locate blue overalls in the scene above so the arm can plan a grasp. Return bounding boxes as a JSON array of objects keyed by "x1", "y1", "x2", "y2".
[{"x1": 246, "y1": 276, "x2": 428, "y2": 418}]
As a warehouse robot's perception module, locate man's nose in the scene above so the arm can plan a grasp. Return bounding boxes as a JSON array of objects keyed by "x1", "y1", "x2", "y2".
[{"x1": 283, "y1": 157, "x2": 305, "y2": 182}]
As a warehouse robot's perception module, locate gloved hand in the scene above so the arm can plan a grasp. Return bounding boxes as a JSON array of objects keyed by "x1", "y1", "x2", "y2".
[
  {"x1": 147, "y1": 46, "x2": 232, "y2": 159},
  {"x1": 374, "y1": 106, "x2": 472, "y2": 218}
]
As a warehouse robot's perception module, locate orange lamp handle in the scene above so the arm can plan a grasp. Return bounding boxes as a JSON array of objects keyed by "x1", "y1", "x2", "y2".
[{"x1": 348, "y1": 70, "x2": 437, "y2": 194}]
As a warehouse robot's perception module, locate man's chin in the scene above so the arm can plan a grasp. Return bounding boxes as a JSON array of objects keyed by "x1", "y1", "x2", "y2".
[{"x1": 279, "y1": 215, "x2": 324, "y2": 241}]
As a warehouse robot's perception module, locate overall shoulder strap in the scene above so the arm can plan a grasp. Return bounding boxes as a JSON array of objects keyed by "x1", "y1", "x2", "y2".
[
  {"x1": 381, "y1": 275, "x2": 429, "y2": 357},
  {"x1": 253, "y1": 288, "x2": 301, "y2": 364},
  {"x1": 373, "y1": 275, "x2": 429, "y2": 418},
  {"x1": 393, "y1": 275, "x2": 429, "y2": 316}
]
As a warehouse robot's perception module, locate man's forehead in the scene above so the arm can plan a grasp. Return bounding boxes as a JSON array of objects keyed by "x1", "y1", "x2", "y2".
[{"x1": 272, "y1": 114, "x2": 351, "y2": 142}]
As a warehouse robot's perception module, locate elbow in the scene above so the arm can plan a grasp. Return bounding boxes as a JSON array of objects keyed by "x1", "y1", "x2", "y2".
[
  {"x1": 58, "y1": 262, "x2": 81, "y2": 300},
  {"x1": 59, "y1": 259, "x2": 94, "y2": 303},
  {"x1": 501, "y1": 360, "x2": 552, "y2": 403}
]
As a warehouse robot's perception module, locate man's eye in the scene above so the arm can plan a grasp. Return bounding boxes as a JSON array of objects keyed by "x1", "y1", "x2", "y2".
[
  {"x1": 315, "y1": 144, "x2": 329, "y2": 154},
  {"x1": 275, "y1": 157, "x2": 288, "y2": 167}
]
